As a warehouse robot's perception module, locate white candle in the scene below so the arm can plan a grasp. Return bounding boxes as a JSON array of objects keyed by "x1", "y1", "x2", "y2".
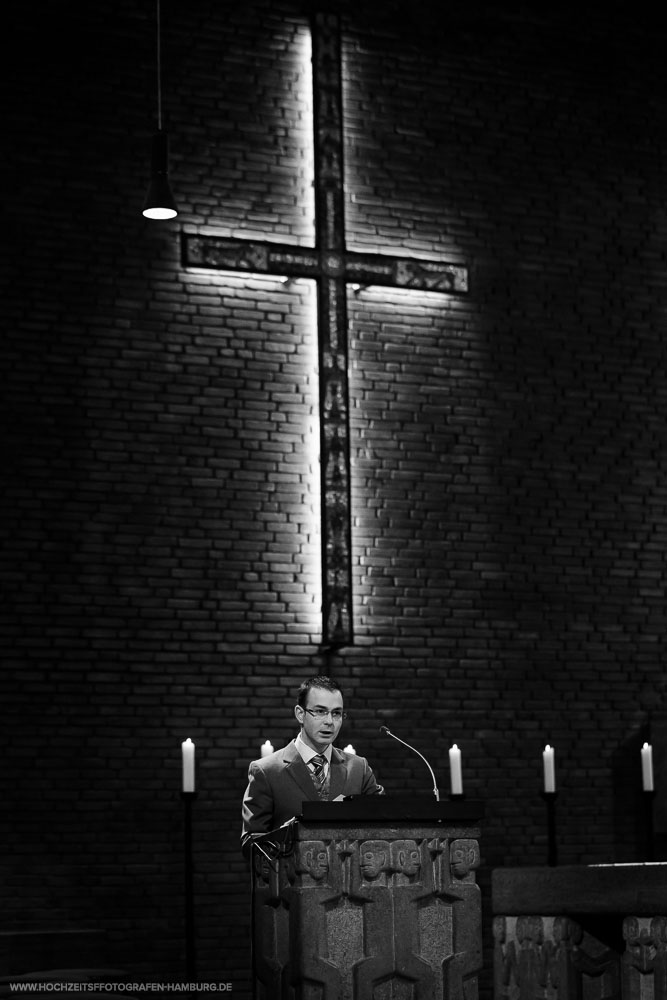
[
  {"x1": 343, "y1": 744, "x2": 356, "y2": 755},
  {"x1": 641, "y1": 742, "x2": 654, "y2": 792},
  {"x1": 260, "y1": 740, "x2": 274, "y2": 757},
  {"x1": 449, "y1": 744, "x2": 463, "y2": 795},
  {"x1": 543, "y1": 745, "x2": 556, "y2": 793},
  {"x1": 182, "y1": 738, "x2": 195, "y2": 792}
]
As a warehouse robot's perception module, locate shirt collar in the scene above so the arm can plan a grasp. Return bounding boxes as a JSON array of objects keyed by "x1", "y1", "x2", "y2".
[{"x1": 295, "y1": 731, "x2": 333, "y2": 765}]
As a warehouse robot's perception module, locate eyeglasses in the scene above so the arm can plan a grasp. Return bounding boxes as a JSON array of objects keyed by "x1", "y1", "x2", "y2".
[{"x1": 303, "y1": 708, "x2": 346, "y2": 721}]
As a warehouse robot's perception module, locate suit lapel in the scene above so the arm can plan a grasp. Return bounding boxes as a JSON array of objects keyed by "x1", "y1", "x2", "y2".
[
  {"x1": 328, "y1": 747, "x2": 349, "y2": 799},
  {"x1": 282, "y1": 740, "x2": 318, "y2": 801}
]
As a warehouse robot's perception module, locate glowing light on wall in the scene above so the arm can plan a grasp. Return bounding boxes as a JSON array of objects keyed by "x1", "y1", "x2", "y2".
[
  {"x1": 295, "y1": 23, "x2": 316, "y2": 246},
  {"x1": 296, "y1": 278, "x2": 323, "y2": 638},
  {"x1": 347, "y1": 281, "x2": 471, "y2": 313},
  {"x1": 347, "y1": 283, "x2": 473, "y2": 629}
]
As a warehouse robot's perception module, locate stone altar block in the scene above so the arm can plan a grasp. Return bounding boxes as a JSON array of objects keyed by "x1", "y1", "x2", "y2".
[
  {"x1": 492, "y1": 864, "x2": 667, "y2": 1000},
  {"x1": 249, "y1": 797, "x2": 483, "y2": 1000}
]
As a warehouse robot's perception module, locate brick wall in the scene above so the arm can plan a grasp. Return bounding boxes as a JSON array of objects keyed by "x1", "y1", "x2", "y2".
[{"x1": 3, "y1": 0, "x2": 667, "y2": 992}]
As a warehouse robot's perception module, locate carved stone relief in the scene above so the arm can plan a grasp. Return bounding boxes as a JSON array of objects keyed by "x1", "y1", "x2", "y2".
[{"x1": 252, "y1": 833, "x2": 482, "y2": 999}]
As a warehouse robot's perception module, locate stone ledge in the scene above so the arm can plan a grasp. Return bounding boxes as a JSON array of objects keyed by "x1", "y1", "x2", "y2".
[{"x1": 492, "y1": 863, "x2": 667, "y2": 914}]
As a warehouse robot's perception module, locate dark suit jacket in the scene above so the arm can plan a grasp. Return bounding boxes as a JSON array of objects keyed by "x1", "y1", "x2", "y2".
[{"x1": 241, "y1": 739, "x2": 383, "y2": 852}]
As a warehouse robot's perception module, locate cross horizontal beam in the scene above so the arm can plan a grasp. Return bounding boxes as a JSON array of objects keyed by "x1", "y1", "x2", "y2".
[{"x1": 183, "y1": 235, "x2": 469, "y2": 294}]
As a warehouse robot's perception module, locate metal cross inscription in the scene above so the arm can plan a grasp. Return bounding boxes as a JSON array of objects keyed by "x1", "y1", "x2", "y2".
[{"x1": 183, "y1": 12, "x2": 468, "y2": 648}]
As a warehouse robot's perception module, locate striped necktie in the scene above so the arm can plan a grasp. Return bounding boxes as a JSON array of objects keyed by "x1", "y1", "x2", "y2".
[{"x1": 310, "y1": 753, "x2": 327, "y2": 792}]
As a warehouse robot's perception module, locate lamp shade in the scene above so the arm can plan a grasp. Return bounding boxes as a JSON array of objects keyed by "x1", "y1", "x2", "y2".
[{"x1": 142, "y1": 130, "x2": 178, "y2": 220}]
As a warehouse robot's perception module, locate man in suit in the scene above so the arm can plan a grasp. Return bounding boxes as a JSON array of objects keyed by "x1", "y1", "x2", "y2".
[{"x1": 241, "y1": 675, "x2": 384, "y2": 854}]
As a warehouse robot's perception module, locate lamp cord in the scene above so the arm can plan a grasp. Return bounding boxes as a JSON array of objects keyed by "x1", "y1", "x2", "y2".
[{"x1": 156, "y1": 0, "x2": 163, "y2": 130}]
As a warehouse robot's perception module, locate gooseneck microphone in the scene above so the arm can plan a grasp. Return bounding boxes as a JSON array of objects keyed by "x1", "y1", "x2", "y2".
[{"x1": 379, "y1": 726, "x2": 440, "y2": 801}]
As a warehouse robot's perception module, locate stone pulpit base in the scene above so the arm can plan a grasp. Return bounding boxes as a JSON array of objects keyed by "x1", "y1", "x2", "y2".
[{"x1": 249, "y1": 797, "x2": 483, "y2": 1000}]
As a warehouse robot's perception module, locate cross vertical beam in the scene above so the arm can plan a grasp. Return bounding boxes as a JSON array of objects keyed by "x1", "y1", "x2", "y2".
[
  {"x1": 183, "y1": 13, "x2": 468, "y2": 649},
  {"x1": 312, "y1": 13, "x2": 354, "y2": 648}
]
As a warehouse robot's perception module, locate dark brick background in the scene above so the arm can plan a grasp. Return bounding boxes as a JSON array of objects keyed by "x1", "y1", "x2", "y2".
[{"x1": 3, "y1": 0, "x2": 667, "y2": 992}]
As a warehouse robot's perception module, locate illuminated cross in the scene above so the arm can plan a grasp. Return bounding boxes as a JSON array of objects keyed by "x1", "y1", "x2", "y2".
[{"x1": 183, "y1": 12, "x2": 468, "y2": 648}]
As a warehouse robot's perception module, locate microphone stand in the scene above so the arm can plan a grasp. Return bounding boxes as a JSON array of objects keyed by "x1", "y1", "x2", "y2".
[{"x1": 380, "y1": 726, "x2": 440, "y2": 801}]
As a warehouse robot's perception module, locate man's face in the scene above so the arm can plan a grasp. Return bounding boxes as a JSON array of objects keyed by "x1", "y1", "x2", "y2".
[
  {"x1": 299, "y1": 844, "x2": 329, "y2": 881},
  {"x1": 360, "y1": 840, "x2": 388, "y2": 880},
  {"x1": 393, "y1": 841, "x2": 420, "y2": 877},
  {"x1": 295, "y1": 685, "x2": 344, "y2": 753}
]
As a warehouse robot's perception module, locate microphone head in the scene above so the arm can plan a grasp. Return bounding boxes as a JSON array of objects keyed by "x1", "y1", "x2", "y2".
[{"x1": 379, "y1": 725, "x2": 390, "y2": 735}]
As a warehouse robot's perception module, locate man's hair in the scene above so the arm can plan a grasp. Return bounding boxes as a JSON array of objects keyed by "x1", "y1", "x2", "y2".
[{"x1": 297, "y1": 675, "x2": 343, "y2": 709}]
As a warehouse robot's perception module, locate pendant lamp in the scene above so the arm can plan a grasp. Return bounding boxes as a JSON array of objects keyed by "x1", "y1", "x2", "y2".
[{"x1": 143, "y1": 0, "x2": 178, "y2": 220}]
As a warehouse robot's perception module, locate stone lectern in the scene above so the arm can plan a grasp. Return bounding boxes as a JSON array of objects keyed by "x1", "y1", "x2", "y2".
[{"x1": 249, "y1": 797, "x2": 483, "y2": 1000}]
